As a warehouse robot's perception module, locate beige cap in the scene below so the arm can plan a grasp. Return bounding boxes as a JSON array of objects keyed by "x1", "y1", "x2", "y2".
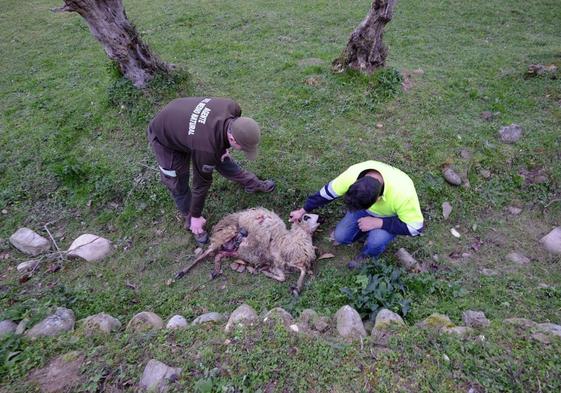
[{"x1": 230, "y1": 117, "x2": 260, "y2": 160}]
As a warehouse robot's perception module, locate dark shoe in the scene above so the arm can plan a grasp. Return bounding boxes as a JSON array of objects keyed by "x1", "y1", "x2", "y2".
[
  {"x1": 347, "y1": 254, "x2": 368, "y2": 270},
  {"x1": 193, "y1": 231, "x2": 209, "y2": 245},
  {"x1": 245, "y1": 179, "x2": 276, "y2": 193}
]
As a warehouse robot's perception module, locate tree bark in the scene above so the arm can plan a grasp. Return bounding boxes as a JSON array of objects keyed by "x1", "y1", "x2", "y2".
[
  {"x1": 54, "y1": 0, "x2": 171, "y2": 87},
  {"x1": 332, "y1": 0, "x2": 397, "y2": 74}
]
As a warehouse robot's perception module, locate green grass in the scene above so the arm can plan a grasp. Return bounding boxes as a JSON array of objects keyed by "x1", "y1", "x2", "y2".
[{"x1": 1, "y1": 0, "x2": 561, "y2": 391}]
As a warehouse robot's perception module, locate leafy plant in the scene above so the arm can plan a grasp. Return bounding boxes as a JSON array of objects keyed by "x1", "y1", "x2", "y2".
[{"x1": 341, "y1": 259, "x2": 411, "y2": 321}]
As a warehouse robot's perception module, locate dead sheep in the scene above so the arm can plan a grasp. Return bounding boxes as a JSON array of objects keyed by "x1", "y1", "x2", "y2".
[{"x1": 181, "y1": 207, "x2": 321, "y2": 295}]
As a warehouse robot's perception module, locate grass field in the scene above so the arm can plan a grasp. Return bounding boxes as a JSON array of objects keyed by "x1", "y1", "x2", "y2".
[{"x1": 1, "y1": 0, "x2": 561, "y2": 391}]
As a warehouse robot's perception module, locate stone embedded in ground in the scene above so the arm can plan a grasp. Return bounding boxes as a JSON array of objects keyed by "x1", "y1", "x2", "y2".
[
  {"x1": 498, "y1": 124, "x2": 523, "y2": 143},
  {"x1": 395, "y1": 248, "x2": 420, "y2": 272},
  {"x1": 298, "y1": 309, "x2": 330, "y2": 333},
  {"x1": 26, "y1": 307, "x2": 75, "y2": 338},
  {"x1": 139, "y1": 359, "x2": 182, "y2": 393},
  {"x1": 536, "y1": 323, "x2": 561, "y2": 338},
  {"x1": 0, "y1": 320, "x2": 17, "y2": 336},
  {"x1": 16, "y1": 259, "x2": 40, "y2": 273},
  {"x1": 126, "y1": 311, "x2": 164, "y2": 333},
  {"x1": 442, "y1": 202, "x2": 453, "y2": 220},
  {"x1": 67, "y1": 234, "x2": 114, "y2": 261},
  {"x1": 191, "y1": 312, "x2": 225, "y2": 325},
  {"x1": 9, "y1": 228, "x2": 50, "y2": 256},
  {"x1": 480, "y1": 111, "x2": 494, "y2": 121},
  {"x1": 442, "y1": 326, "x2": 474, "y2": 337},
  {"x1": 298, "y1": 57, "x2": 324, "y2": 67},
  {"x1": 503, "y1": 318, "x2": 537, "y2": 329},
  {"x1": 462, "y1": 310, "x2": 490, "y2": 328},
  {"x1": 442, "y1": 167, "x2": 462, "y2": 186},
  {"x1": 479, "y1": 168, "x2": 492, "y2": 179},
  {"x1": 374, "y1": 309, "x2": 405, "y2": 331},
  {"x1": 507, "y1": 206, "x2": 522, "y2": 215},
  {"x1": 263, "y1": 307, "x2": 294, "y2": 327},
  {"x1": 531, "y1": 332, "x2": 552, "y2": 344},
  {"x1": 539, "y1": 227, "x2": 561, "y2": 254},
  {"x1": 225, "y1": 304, "x2": 258, "y2": 332},
  {"x1": 450, "y1": 228, "x2": 461, "y2": 238},
  {"x1": 480, "y1": 268, "x2": 498, "y2": 276},
  {"x1": 16, "y1": 318, "x2": 29, "y2": 335},
  {"x1": 166, "y1": 315, "x2": 188, "y2": 330},
  {"x1": 335, "y1": 305, "x2": 367, "y2": 339},
  {"x1": 506, "y1": 252, "x2": 531, "y2": 265},
  {"x1": 81, "y1": 312, "x2": 121, "y2": 335},
  {"x1": 416, "y1": 313, "x2": 454, "y2": 330},
  {"x1": 28, "y1": 351, "x2": 84, "y2": 393},
  {"x1": 459, "y1": 148, "x2": 472, "y2": 160}
]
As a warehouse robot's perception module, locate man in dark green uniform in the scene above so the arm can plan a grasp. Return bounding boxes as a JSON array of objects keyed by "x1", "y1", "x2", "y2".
[{"x1": 147, "y1": 97, "x2": 275, "y2": 244}]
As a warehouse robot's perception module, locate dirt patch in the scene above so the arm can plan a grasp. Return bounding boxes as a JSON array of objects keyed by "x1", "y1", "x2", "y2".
[{"x1": 28, "y1": 351, "x2": 85, "y2": 393}]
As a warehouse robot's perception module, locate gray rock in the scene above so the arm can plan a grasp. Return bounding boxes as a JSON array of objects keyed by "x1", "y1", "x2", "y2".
[
  {"x1": 126, "y1": 311, "x2": 164, "y2": 333},
  {"x1": 298, "y1": 58, "x2": 324, "y2": 67},
  {"x1": 506, "y1": 252, "x2": 531, "y2": 265},
  {"x1": 416, "y1": 313, "x2": 454, "y2": 330},
  {"x1": 507, "y1": 206, "x2": 522, "y2": 215},
  {"x1": 503, "y1": 318, "x2": 537, "y2": 329},
  {"x1": 139, "y1": 359, "x2": 182, "y2": 393},
  {"x1": 16, "y1": 318, "x2": 29, "y2": 335},
  {"x1": 335, "y1": 305, "x2": 366, "y2": 339},
  {"x1": 81, "y1": 313, "x2": 121, "y2": 335},
  {"x1": 540, "y1": 227, "x2": 561, "y2": 254},
  {"x1": 442, "y1": 167, "x2": 462, "y2": 186},
  {"x1": 16, "y1": 260, "x2": 40, "y2": 272},
  {"x1": 374, "y1": 309, "x2": 405, "y2": 331},
  {"x1": 442, "y1": 202, "x2": 453, "y2": 220},
  {"x1": 498, "y1": 124, "x2": 523, "y2": 143},
  {"x1": 191, "y1": 312, "x2": 225, "y2": 325},
  {"x1": 28, "y1": 351, "x2": 84, "y2": 393},
  {"x1": 480, "y1": 111, "x2": 494, "y2": 121},
  {"x1": 263, "y1": 307, "x2": 293, "y2": 327},
  {"x1": 459, "y1": 149, "x2": 472, "y2": 160},
  {"x1": 462, "y1": 310, "x2": 490, "y2": 328},
  {"x1": 0, "y1": 320, "x2": 17, "y2": 336},
  {"x1": 166, "y1": 315, "x2": 188, "y2": 330},
  {"x1": 479, "y1": 168, "x2": 492, "y2": 179},
  {"x1": 531, "y1": 332, "x2": 552, "y2": 344},
  {"x1": 298, "y1": 309, "x2": 330, "y2": 333},
  {"x1": 67, "y1": 234, "x2": 114, "y2": 261},
  {"x1": 225, "y1": 304, "x2": 258, "y2": 332},
  {"x1": 26, "y1": 307, "x2": 75, "y2": 338},
  {"x1": 536, "y1": 323, "x2": 561, "y2": 337},
  {"x1": 395, "y1": 248, "x2": 420, "y2": 272},
  {"x1": 9, "y1": 228, "x2": 50, "y2": 256},
  {"x1": 480, "y1": 268, "x2": 498, "y2": 276},
  {"x1": 441, "y1": 326, "x2": 474, "y2": 337}
]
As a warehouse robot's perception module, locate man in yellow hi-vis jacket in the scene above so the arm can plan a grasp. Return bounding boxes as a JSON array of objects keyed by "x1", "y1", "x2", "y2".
[{"x1": 290, "y1": 161, "x2": 424, "y2": 269}]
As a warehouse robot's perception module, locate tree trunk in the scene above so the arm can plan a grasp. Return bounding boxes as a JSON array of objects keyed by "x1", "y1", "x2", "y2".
[
  {"x1": 332, "y1": 0, "x2": 397, "y2": 74},
  {"x1": 54, "y1": 0, "x2": 171, "y2": 87}
]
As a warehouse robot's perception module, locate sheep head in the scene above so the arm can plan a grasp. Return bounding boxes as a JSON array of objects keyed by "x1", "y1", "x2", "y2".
[{"x1": 293, "y1": 213, "x2": 321, "y2": 234}]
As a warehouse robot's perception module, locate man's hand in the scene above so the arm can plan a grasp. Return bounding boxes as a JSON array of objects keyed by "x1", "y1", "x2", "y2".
[
  {"x1": 190, "y1": 216, "x2": 207, "y2": 234},
  {"x1": 358, "y1": 216, "x2": 383, "y2": 232},
  {"x1": 289, "y1": 208, "x2": 306, "y2": 223}
]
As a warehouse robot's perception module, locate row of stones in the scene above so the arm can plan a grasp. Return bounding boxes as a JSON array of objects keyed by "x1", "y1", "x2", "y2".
[
  {"x1": 2, "y1": 303, "x2": 560, "y2": 342},
  {"x1": 6, "y1": 304, "x2": 560, "y2": 392}
]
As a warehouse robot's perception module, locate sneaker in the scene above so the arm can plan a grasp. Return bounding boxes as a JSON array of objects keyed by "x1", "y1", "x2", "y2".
[
  {"x1": 245, "y1": 179, "x2": 276, "y2": 193},
  {"x1": 347, "y1": 254, "x2": 368, "y2": 270},
  {"x1": 193, "y1": 231, "x2": 209, "y2": 245}
]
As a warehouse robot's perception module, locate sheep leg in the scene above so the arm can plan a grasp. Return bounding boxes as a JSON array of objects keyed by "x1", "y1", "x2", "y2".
[
  {"x1": 261, "y1": 267, "x2": 286, "y2": 282},
  {"x1": 291, "y1": 268, "x2": 307, "y2": 297},
  {"x1": 211, "y1": 251, "x2": 238, "y2": 279}
]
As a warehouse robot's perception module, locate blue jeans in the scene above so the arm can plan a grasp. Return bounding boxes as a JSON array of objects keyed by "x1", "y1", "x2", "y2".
[{"x1": 334, "y1": 210, "x2": 396, "y2": 258}]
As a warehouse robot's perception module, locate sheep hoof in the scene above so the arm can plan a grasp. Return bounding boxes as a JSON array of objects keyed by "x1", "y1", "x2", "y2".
[
  {"x1": 210, "y1": 270, "x2": 222, "y2": 280},
  {"x1": 290, "y1": 286, "x2": 300, "y2": 297}
]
